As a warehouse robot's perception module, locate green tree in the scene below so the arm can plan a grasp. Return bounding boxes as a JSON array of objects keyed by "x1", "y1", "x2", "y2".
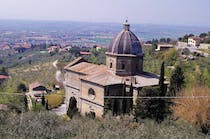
[
  {"x1": 188, "y1": 34, "x2": 194, "y2": 37},
  {"x1": 166, "y1": 38, "x2": 171, "y2": 43},
  {"x1": 159, "y1": 38, "x2": 167, "y2": 43},
  {"x1": 151, "y1": 43, "x2": 157, "y2": 53},
  {"x1": 201, "y1": 68, "x2": 210, "y2": 87},
  {"x1": 0, "y1": 67, "x2": 8, "y2": 76},
  {"x1": 17, "y1": 83, "x2": 27, "y2": 92},
  {"x1": 182, "y1": 34, "x2": 189, "y2": 42},
  {"x1": 204, "y1": 37, "x2": 210, "y2": 44},
  {"x1": 159, "y1": 62, "x2": 165, "y2": 96},
  {"x1": 41, "y1": 94, "x2": 46, "y2": 106},
  {"x1": 135, "y1": 87, "x2": 163, "y2": 121},
  {"x1": 24, "y1": 95, "x2": 28, "y2": 111},
  {"x1": 45, "y1": 100, "x2": 49, "y2": 110},
  {"x1": 199, "y1": 33, "x2": 208, "y2": 38},
  {"x1": 169, "y1": 66, "x2": 185, "y2": 95}
]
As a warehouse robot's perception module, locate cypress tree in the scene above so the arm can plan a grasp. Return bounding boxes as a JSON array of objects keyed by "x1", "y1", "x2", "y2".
[
  {"x1": 41, "y1": 94, "x2": 45, "y2": 106},
  {"x1": 159, "y1": 61, "x2": 165, "y2": 96},
  {"x1": 169, "y1": 66, "x2": 185, "y2": 96},
  {"x1": 122, "y1": 82, "x2": 127, "y2": 114},
  {"x1": 45, "y1": 100, "x2": 49, "y2": 110},
  {"x1": 24, "y1": 95, "x2": 28, "y2": 111}
]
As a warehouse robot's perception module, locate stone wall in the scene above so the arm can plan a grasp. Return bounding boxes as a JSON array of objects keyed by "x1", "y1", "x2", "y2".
[
  {"x1": 64, "y1": 70, "x2": 83, "y2": 112},
  {"x1": 80, "y1": 80, "x2": 105, "y2": 117},
  {"x1": 106, "y1": 53, "x2": 143, "y2": 76}
]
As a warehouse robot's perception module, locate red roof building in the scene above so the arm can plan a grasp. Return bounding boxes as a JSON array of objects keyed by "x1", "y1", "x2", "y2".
[
  {"x1": 0, "y1": 75, "x2": 9, "y2": 79},
  {"x1": 80, "y1": 51, "x2": 91, "y2": 55}
]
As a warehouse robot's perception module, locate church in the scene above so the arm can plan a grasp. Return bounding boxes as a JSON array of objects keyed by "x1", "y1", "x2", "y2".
[{"x1": 64, "y1": 21, "x2": 159, "y2": 117}]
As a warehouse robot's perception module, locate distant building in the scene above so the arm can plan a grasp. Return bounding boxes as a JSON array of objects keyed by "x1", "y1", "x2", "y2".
[
  {"x1": 80, "y1": 51, "x2": 91, "y2": 55},
  {"x1": 64, "y1": 21, "x2": 160, "y2": 117},
  {"x1": 0, "y1": 75, "x2": 9, "y2": 85},
  {"x1": 47, "y1": 46, "x2": 61, "y2": 53},
  {"x1": 188, "y1": 37, "x2": 201, "y2": 47},
  {"x1": 0, "y1": 104, "x2": 8, "y2": 111},
  {"x1": 155, "y1": 44, "x2": 174, "y2": 51},
  {"x1": 96, "y1": 46, "x2": 103, "y2": 51},
  {"x1": 22, "y1": 43, "x2": 32, "y2": 49},
  {"x1": 0, "y1": 45, "x2": 10, "y2": 50},
  {"x1": 0, "y1": 75, "x2": 9, "y2": 80},
  {"x1": 29, "y1": 82, "x2": 49, "y2": 101},
  {"x1": 177, "y1": 41, "x2": 188, "y2": 47},
  {"x1": 65, "y1": 46, "x2": 72, "y2": 51}
]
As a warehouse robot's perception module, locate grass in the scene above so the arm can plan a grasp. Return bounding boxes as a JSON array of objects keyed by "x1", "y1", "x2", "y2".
[
  {"x1": 45, "y1": 90, "x2": 65, "y2": 109},
  {"x1": 198, "y1": 49, "x2": 210, "y2": 54}
]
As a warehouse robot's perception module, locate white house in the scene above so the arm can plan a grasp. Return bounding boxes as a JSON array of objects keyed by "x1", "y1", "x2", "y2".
[
  {"x1": 155, "y1": 44, "x2": 174, "y2": 51},
  {"x1": 188, "y1": 37, "x2": 201, "y2": 47}
]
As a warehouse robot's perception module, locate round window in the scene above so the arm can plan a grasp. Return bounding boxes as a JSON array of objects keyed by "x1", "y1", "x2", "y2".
[{"x1": 88, "y1": 88, "x2": 96, "y2": 100}]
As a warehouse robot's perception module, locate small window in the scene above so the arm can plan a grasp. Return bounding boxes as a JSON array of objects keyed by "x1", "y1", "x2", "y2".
[
  {"x1": 88, "y1": 88, "x2": 96, "y2": 100},
  {"x1": 121, "y1": 63, "x2": 125, "y2": 70},
  {"x1": 110, "y1": 62, "x2": 113, "y2": 68},
  {"x1": 136, "y1": 64, "x2": 138, "y2": 70}
]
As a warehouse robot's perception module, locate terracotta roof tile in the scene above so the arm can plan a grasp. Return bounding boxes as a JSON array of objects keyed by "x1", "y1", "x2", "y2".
[
  {"x1": 65, "y1": 61, "x2": 159, "y2": 87},
  {"x1": 0, "y1": 75, "x2": 9, "y2": 79}
]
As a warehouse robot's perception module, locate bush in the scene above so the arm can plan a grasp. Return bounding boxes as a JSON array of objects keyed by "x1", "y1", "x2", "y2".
[
  {"x1": 0, "y1": 111, "x2": 208, "y2": 139},
  {"x1": 45, "y1": 90, "x2": 64, "y2": 109},
  {"x1": 172, "y1": 86, "x2": 210, "y2": 134}
]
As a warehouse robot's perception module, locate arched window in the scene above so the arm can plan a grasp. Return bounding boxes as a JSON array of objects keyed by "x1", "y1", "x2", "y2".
[
  {"x1": 110, "y1": 62, "x2": 113, "y2": 68},
  {"x1": 88, "y1": 88, "x2": 96, "y2": 100}
]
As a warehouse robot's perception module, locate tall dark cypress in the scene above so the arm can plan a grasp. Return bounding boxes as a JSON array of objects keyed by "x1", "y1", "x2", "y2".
[
  {"x1": 127, "y1": 82, "x2": 133, "y2": 113},
  {"x1": 41, "y1": 94, "x2": 45, "y2": 106},
  {"x1": 159, "y1": 61, "x2": 165, "y2": 96},
  {"x1": 122, "y1": 82, "x2": 127, "y2": 114},
  {"x1": 24, "y1": 95, "x2": 28, "y2": 111},
  {"x1": 45, "y1": 100, "x2": 49, "y2": 110}
]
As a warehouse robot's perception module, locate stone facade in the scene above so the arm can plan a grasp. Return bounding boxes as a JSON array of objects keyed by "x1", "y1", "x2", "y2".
[{"x1": 106, "y1": 53, "x2": 143, "y2": 76}]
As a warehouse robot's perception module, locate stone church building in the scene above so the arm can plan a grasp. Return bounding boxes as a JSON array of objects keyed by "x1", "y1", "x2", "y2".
[{"x1": 64, "y1": 21, "x2": 159, "y2": 117}]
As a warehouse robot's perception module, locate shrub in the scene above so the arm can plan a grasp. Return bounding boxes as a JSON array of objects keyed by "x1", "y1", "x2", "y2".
[
  {"x1": 45, "y1": 91, "x2": 64, "y2": 109},
  {"x1": 172, "y1": 86, "x2": 210, "y2": 134},
  {"x1": 1, "y1": 111, "x2": 208, "y2": 139}
]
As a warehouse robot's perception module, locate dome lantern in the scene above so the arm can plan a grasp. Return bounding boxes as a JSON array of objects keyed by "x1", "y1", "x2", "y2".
[{"x1": 123, "y1": 20, "x2": 130, "y2": 31}]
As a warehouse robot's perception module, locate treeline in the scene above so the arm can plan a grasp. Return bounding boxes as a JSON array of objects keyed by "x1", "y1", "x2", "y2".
[
  {"x1": 178, "y1": 31, "x2": 210, "y2": 43},
  {"x1": 146, "y1": 37, "x2": 175, "y2": 44}
]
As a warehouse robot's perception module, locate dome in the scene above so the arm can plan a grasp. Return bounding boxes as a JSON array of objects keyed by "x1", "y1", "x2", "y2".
[{"x1": 108, "y1": 21, "x2": 143, "y2": 55}]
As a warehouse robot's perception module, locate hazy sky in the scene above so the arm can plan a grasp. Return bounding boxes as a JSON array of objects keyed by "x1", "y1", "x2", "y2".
[{"x1": 0, "y1": 0, "x2": 210, "y2": 26}]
